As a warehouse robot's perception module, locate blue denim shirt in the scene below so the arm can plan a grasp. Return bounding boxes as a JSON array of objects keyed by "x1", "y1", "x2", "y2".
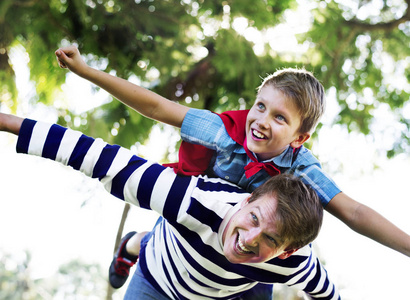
[{"x1": 181, "y1": 108, "x2": 341, "y2": 207}]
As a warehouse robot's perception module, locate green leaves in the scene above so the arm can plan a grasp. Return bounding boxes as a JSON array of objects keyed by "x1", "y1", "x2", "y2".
[{"x1": 1, "y1": 0, "x2": 409, "y2": 157}]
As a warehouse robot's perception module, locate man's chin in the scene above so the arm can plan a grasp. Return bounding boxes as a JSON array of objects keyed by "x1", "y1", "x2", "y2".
[
  {"x1": 224, "y1": 250, "x2": 254, "y2": 264},
  {"x1": 225, "y1": 255, "x2": 247, "y2": 264}
]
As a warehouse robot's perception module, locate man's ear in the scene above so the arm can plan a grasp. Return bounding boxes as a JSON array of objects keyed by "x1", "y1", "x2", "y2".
[
  {"x1": 241, "y1": 195, "x2": 251, "y2": 208},
  {"x1": 290, "y1": 132, "x2": 310, "y2": 148},
  {"x1": 277, "y1": 248, "x2": 299, "y2": 260}
]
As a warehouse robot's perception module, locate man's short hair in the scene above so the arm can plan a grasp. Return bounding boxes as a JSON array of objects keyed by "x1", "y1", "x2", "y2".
[{"x1": 248, "y1": 173, "x2": 323, "y2": 250}]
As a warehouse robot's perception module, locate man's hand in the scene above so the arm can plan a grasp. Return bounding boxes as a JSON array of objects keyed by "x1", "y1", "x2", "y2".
[{"x1": 55, "y1": 45, "x2": 89, "y2": 76}]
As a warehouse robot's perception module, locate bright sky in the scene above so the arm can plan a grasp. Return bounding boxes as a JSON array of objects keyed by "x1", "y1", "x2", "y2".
[{"x1": 1, "y1": 2, "x2": 410, "y2": 298}]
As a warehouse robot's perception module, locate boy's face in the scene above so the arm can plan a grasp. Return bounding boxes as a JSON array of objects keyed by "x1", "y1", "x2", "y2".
[
  {"x1": 246, "y1": 85, "x2": 310, "y2": 161},
  {"x1": 222, "y1": 194, "x2": 296, "y2": 264}
]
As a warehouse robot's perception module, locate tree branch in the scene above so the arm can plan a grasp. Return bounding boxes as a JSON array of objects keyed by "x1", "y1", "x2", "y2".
[
  {"x1": 345, "y1": 0, "x2": 410, "y2": 32},
  {"x1": 14, "y1": 0, "x2": 40, "y2": 7}
]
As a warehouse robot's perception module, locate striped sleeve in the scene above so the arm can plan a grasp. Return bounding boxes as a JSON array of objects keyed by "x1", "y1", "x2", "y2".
[
  {"x1": 292, "y1": 248, "x2": 340, "y2": 299},
  {"x1": 15, "y1": 119, "x2": 192, "y2": 213}
]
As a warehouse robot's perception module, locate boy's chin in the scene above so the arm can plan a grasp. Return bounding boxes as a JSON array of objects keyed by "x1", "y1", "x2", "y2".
[{"x1": 246, "y1": 139, "x2": 265, "y2": 152}]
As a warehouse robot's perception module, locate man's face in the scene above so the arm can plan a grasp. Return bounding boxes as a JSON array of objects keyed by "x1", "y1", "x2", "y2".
[
  {"x1": 222, "y1": 194, "x2": 292, "y2": 264},
  {"x1": 245, "y1": 85, "x2": 308, "y2": 161}
]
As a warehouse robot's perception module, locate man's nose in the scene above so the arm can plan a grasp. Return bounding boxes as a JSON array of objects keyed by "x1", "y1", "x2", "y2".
[{"x1": 245, "y1": 227, "x2": 262, "y2": 246}]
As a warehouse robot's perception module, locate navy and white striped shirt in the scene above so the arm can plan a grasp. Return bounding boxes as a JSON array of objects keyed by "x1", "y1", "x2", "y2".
[{"x1": 16, "y1": 119, "x2": 340, "y2": 300}]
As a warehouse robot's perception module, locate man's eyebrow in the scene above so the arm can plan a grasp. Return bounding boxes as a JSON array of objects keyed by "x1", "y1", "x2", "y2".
[
  {"x1": 256, "y1": 205, "x2": 270, "y2": 223},
  {"x1": 256, "y1": 206, "x2": 264, "y2": 221},
  {"x1": 256, "y1": 205, "x2": 283, "y2": 244}
]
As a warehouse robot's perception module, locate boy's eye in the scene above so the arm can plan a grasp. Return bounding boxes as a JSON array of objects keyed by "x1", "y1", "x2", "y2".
[
  {"x1": 276, "y1": 115, "x2": 286, "y2": 122},
  {"x1": 256, "y1": 102, "x2": 265, "y2": 110}
]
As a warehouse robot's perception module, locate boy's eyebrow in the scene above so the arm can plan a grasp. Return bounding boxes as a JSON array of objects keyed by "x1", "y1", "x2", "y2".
[
  {"x1": 255, "y1": 94, "x2": 265, "y2": 102},
  {"x1": 257, "y1": 94, "x2": 291, "y2": 112}
]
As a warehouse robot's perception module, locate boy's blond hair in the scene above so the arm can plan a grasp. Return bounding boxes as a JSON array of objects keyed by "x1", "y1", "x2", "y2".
[{"x1": 258, "y1": 68, "x2": 326, "y2": 134}]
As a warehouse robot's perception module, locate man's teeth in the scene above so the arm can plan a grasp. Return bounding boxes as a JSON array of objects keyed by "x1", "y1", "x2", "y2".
[
  {"x1": 237, "y1": 236, "x2": 251, "y2": 254},
  {"x1": 252, "y1": 130, "x2": 265, "y2": 139}
]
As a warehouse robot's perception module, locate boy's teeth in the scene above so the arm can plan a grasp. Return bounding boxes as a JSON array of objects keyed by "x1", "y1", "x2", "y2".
[{"x1": 253, "y1": 130, "x2": 265, "y2": 139}]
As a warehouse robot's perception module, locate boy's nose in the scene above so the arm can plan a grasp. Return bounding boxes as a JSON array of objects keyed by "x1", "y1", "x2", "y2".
[{"x1": 256, "y1": 114, "x2": 270, "y2": 129}]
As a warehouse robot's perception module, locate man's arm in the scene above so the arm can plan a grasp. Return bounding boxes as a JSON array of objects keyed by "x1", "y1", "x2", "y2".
[
  {"x1": 283, "y1": 246, "x2": 340, "y2": 299},
  {"x1": 326, "y1": 192, "x2": 410, "y2": 257},
  {"x1": 55, "y1": 46, "x2": 189, "y2": 128},
  {"x1": 12, "y1": 116, "x2": 162, "y2": 208},
  {"x1": 0, "y1": 113, "x2": 23, "y2": 135},
  {"x1": 9, "y1": 115, "x2": 200, "y2": 220}
]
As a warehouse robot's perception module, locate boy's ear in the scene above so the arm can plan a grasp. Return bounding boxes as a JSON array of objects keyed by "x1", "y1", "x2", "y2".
[
  {"x1": 277, "y1": 248, "x2": 299, "y2": 260},
  {"x1": 290, "y1": 133, "x2": 310, "y2": 148}
]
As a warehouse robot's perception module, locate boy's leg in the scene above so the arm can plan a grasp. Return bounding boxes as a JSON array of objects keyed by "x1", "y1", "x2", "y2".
[
  {"x1": 125, "y1": 231, "x2": 146, "y2": 256},
  {"x1": 124, "y1": 263, "x2": 171, "y2": 300},
  {"x1": 237, "y1": 283, "x2": 273, "y2": 300},
  {"x1": 109, "y1": 231, "x2": 148, "y2": 288}
]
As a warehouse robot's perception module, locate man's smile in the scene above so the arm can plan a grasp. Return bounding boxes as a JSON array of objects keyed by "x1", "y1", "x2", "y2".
[{"x1": 236, "y1": 234, "x2": 253, "y2": 255}]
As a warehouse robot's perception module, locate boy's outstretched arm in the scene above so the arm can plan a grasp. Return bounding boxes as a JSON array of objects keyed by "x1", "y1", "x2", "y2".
[
  {"x1": 55, "y1": 46, "x2": 189, "y2": 128},
  {"x1": 0, "y1": 113, "x2": 23, "y2": 135},
  {"x1": 326, "y1": 192, "x2": 410, "y2": 257}
]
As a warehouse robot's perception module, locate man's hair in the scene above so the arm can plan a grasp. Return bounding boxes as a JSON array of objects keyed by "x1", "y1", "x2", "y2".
[
  {"x1": 258, "y1": 68, "x2": 326, "y2": 134},
  {"x1": 248, "y1": 173, "x2": 323, "y2": 250}
]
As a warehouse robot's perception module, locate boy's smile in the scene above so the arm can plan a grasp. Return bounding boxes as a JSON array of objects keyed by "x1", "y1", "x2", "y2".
[{"x1": 245, "y1": 85, "x2": 309, "y2": 161}]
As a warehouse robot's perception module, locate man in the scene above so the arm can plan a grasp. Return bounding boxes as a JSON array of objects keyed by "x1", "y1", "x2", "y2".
[{"x1": 0, "y1": 112, "x2": 339, "y2": 299}]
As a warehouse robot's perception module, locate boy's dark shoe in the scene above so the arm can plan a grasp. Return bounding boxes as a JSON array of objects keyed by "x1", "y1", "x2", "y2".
[{"x1": 109, "y1": 231, "x2": 138, "y2": 288}]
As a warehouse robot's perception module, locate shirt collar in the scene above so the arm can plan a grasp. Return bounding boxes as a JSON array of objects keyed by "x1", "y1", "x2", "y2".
[
  {"x1": 272, "y1": 146, "x2": 295, "y2": 168},
  {"x1": 247, "y1": 146, "x2": 294, "y2": 168},
  {"x1": 234, "y1": 144, "x2": 296, "y2": 168}
]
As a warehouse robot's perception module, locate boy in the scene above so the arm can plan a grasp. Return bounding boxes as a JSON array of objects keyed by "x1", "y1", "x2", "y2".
[
  {"x1": 54, "y1": 46, "x2": 410, "y2": 296},
  {"x1": 0, "y1": 112, "x2": 339, "y2": 299}
]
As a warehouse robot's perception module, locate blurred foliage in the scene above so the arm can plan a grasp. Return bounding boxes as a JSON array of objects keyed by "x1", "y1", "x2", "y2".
[
  {"x1": 49, "y1": 259, "x2": 108, "y2": 299},
  {"x1": 0, "y1": 251, "x2": 38, "y2": 300},
  {"x1": 0, "y1": 0, "x2": 409, "y2": 156},
  {"x1": 0, "y1": 250, "x2": 108, "y2": 299},
  {"x1": 0, "y1": 246, "x2": 313, "y2": 300}
]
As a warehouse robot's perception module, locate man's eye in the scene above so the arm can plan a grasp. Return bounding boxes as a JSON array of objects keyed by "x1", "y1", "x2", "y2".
[
  {"x1": 267, "y1": 236, "x2": 276, "y2": 243},
  {"x1": 251, "y1": 213, "x2": 258, "y2": 223}
]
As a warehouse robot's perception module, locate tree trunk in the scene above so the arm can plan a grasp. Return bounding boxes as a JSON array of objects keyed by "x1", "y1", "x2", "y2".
[{"x1": 105, "y1": 203, "x2": 131, "y2": 300}]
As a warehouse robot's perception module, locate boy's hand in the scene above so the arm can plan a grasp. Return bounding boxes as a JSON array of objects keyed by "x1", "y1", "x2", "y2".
[{"x1": 55, "y1": 46, "x2": 88, "y2": 76}]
